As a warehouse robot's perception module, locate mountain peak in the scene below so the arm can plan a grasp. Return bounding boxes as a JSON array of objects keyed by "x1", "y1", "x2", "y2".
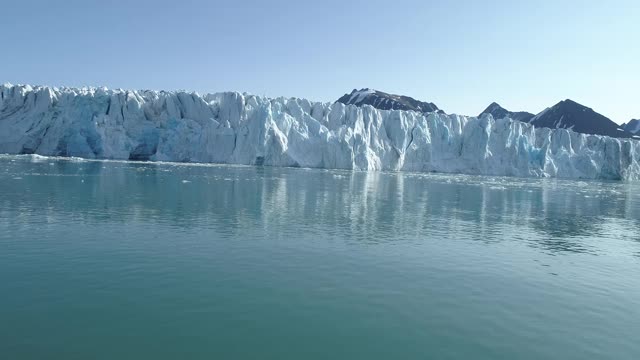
[
  {"x1": 478, "y1": 102, "x2": 534, "y2": 123},
  {"x1": 557, "y1": 99, "x2": 590, "y2": 110},
  {"x1": 530, "y1": 100, "x2": 632, "y2": 138},
  {"x1": 622, "y1": 119, "x2": 640, "y2": 135},
  {"x1": 486, "y1": 102, "x2": 504, "y2": 111},
  {"x1": 336, "y1": 89, "x2": 441, "y2": 113}
]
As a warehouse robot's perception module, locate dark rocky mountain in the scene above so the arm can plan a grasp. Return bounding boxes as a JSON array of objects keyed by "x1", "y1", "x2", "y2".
[
  {"x1": 336, "y1": 88, "x2": 442, "y2": 113},
  {"x1": 478, "y1": 102, "x2": 535, "y2": 123},
  {"x1": 528, "y1": 99, "x2": 633, "y2": 138},
  {"x1": 622, "y1": 119, "x2": 640, "y2": 134},
  {"x1": 339, "y1": 89, "x2": 636, "y2": 139}
]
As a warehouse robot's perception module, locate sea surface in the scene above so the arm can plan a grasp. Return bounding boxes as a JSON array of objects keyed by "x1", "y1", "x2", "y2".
[{"x1": 1, "y1": 155, "x2": 639, "y2": 359}]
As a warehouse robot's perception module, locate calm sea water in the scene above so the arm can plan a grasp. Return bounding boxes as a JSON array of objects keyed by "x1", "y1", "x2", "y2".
[{"x1": 1, "y1": 155, "x2": 639, "y2": 359}]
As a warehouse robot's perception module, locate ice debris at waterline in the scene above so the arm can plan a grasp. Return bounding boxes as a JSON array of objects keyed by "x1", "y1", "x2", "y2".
[{"x1": 1, "y1": 84, "x2": 639, "y2": 180}]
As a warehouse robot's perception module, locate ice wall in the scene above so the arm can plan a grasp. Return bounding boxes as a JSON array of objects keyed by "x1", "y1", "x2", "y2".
[{"x1": 1, "y1": 84, "x2": 639, "y2": 180}]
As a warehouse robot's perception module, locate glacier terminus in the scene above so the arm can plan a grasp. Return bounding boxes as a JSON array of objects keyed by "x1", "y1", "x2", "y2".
[{"x1": 1, "y1": 84, "x2": 639, "y2": 180}]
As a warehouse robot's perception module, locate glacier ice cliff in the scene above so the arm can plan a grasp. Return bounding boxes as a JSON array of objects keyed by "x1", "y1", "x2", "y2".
[{"x1": 1, "y1": 84, "x2": 639, "y2": 180}]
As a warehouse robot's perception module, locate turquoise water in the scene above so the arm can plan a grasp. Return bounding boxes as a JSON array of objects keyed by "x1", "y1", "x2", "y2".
[{"x1": 1, "y1": 155, "x2": 639, "y2": 359}]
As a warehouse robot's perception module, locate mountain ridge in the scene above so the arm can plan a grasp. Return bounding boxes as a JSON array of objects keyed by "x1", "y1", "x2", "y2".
[
  {"x1": 622, "y1": 119, "x2": 640, "y2": 134},
  {"x1": 527, "y1": 99, "x2": 633, "y2": 138},
  {"x1": 478, "y1": 102, "x2": 535, "y2": 123},
  {"x1": 336, "y1": 88, "x2": 442, "y2": 114},
  {"x1": 338, "y1": 89, "x2": 633, "y2": 139}
]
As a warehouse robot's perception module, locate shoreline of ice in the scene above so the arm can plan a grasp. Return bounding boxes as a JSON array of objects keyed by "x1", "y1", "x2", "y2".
[{"x1": 1, "y1": 84, "x2": 639, "y2": 180}]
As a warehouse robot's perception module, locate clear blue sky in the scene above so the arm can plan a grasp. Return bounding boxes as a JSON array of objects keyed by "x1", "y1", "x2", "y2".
[{"x1": 1, "y1": 0, "x2": 638, "y2": 123}]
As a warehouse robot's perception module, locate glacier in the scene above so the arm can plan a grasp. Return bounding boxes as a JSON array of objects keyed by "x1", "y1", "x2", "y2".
[{"x1": 1, "y1": 83, "x2": 639, "y2": 180}]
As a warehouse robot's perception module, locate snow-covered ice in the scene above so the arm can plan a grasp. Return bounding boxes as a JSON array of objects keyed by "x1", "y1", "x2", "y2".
[{"x1": 1, "y1": 84, "x2": 639, "y2": 180}]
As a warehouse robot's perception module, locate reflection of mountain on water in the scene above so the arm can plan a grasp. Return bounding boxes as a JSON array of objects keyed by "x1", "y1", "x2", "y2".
[{"x1": 1, "y1": 156, "x2": 639, "y2": 256}]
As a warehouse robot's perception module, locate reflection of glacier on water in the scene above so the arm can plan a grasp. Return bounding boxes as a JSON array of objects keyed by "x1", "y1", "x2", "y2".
[
  {"x1": 1, "y1": 155, "x2": 639, "y2": 257},
  {"x1": 2, "y1": 154, "x2": 640, "y2": 359}
]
